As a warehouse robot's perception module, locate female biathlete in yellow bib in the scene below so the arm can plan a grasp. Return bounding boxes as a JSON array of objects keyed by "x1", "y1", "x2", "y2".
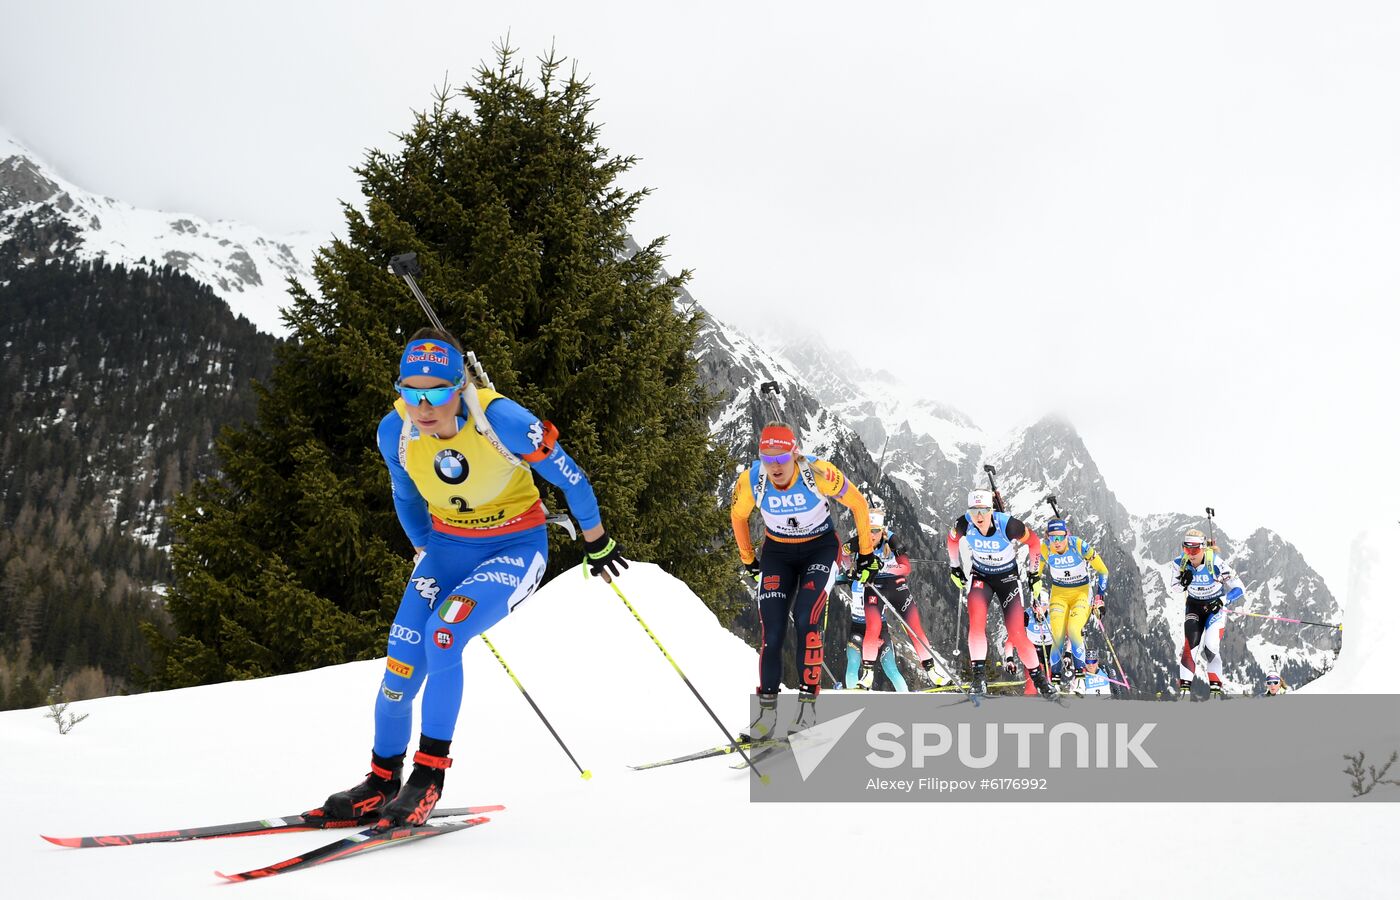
[
  {"x1": 314, "y1": 330, "x2": 625, "y2": 828},
  {"x1": 1035, "y1": 518, "x2": 1108, "y2": 689}
]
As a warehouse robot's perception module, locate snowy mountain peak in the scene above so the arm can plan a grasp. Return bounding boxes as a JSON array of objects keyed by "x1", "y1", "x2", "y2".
[{"x1": 0, "y1": 129, "x2": 320, "y2": 336}]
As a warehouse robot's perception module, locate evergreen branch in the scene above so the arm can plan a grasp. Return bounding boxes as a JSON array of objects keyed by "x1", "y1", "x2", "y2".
[{"x1": 1344, "y1": 750, "x2": 1400, "y2": 796}]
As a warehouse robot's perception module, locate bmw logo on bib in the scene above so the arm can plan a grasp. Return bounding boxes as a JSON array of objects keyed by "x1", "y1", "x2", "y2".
[{"x1": 434, "y1": 449, "x2": 469, "y2": 484}]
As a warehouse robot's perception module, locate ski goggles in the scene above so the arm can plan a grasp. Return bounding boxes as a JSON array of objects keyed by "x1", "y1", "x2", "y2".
[
  {"x1": 760, "y1": 451, "x2": 794, "y2": 465},
  {"x1": 396, "y1": 380, "x2": 464, "y2": 407},
  {"x1": 1182, "y1": 541, "x2": 1205, "y2": 551},
  {"x1": 1265, "y1": 676, "x2": 1281, "y2": 686},
  {"x1": 1047, "y1": 532, "x2": 1069, "y2": 542},
  {"x1": 967, "y1": 506, "x2": 992, "y2": 516}
]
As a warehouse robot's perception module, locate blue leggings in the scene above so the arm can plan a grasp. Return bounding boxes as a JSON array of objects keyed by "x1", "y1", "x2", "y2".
[
  {"x1": 844, "y1": 642, "x2": 908, "y2": 691},
  {"x1": 373, "y1": 527, "x2": 548, "y2": 758}
]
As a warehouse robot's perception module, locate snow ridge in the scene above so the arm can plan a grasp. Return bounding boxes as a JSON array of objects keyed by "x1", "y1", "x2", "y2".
[{"x1": 0, "y1": 131, "x2": 320, "y2": 336}]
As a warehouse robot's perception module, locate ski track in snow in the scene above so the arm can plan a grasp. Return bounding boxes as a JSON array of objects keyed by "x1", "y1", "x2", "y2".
[{"x1": 4, "y1": 554, "x2": 1397, "y2": 898}]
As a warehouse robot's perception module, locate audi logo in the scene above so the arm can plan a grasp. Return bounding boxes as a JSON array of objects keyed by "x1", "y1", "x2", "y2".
[{"x1": 389, "y1": 624, "x2": 421, "y2": 644}]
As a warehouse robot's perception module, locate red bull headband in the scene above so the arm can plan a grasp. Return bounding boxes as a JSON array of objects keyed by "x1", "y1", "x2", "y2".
[{"x1": 400, "y1": 339, "x2": 465, "y2": 385}]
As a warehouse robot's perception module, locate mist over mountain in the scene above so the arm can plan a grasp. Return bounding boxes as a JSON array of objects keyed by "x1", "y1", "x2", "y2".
[{"x1": 1, "y1": 131, "x2": 319, "y2": 335}]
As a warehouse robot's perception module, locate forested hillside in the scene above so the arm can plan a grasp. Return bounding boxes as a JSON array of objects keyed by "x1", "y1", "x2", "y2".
[{"x1": 0, "y1": 256, "x2": 278, "y2": 707}]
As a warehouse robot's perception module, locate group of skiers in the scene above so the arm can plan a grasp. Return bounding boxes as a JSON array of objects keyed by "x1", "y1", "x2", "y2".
[
  {"x1": 326, "y1": 325, "x2": 1268, "y2": 823},
  {"x1": 728, "y1": 420, "x2": 1265, "y2": 738}
]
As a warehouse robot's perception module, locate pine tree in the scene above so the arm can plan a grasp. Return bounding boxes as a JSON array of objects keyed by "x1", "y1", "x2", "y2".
[{"x1": 149, "y1": 43, "x2": 735, "y2": 688}]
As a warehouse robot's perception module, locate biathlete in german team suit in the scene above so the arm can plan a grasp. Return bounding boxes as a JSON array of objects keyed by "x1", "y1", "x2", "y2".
[
  {"x1": 946, "y1": 489, "x2": 1058, "y2": 697},
  {"x1": 730, "y1": 423, "x2": 878, "y2": 738},
  {"x1": 840, "y1": 507, "x2": 942, "y2": 689},
  {"x1": 1175, "y1": 527, "x2": 1246, "y2": 699},
  {"x1": 316, "y1": 330, "x2": 627, "y2": 827}
]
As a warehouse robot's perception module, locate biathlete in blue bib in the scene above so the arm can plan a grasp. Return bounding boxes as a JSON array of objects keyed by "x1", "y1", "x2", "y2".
[
  {"x1": 730, "y1": 423, "x2": 877, "y2": 739},
  {"x1": 946, "y1": 489, "x2": 1057, "y2": 698}
]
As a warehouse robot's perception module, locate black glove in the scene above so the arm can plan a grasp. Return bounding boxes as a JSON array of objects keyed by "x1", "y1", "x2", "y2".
[
  {"x1": 743, "y1": 559, "x2": 761, "y2": 584},
  {"x1": 1027, "y1": 571, "x2": 1042, "y2": 595},
  {"x1": 584, "y1": 533, "x2": 629, "y2": 580},
  {"x1": 855, "y1": 552, "x2": 882, "y2": 584},
  {"x1": 950, "y1": 567, "x2": 967, "y2": 591},
  {"x1": 1176, "y1": 568, "x2": 1192, "y2": 589}
]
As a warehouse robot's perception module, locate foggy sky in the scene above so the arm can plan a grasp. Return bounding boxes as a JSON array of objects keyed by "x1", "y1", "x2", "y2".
[{"x1": 4, "y1": 0, "x2": 1397, "y2": 592}]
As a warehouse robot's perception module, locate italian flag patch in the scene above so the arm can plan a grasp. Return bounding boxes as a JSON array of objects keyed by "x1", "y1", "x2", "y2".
[{"x1": 438, "y1": 596, "x2": 476, "y2": 624}]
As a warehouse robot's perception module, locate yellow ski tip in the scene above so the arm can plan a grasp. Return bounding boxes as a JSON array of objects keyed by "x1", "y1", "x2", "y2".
[{"x1": 581, "y1": 770, "x2": 593, "y2": 781}]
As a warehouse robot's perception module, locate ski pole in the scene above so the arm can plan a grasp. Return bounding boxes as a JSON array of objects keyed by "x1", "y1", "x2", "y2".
[
  {"x1": 1045, "y1": 494, "x2": 1062, "y2": 519},
  {"x1": 866, "y1": 582, "x2": 952, "y2": 684},
  {"x1": 1038, "y1": 642, "x2": 1053, "y2": 680},
  {"x1": 1094, "y1": 615, "x2": 1131, "y2": 692},
  {"x1": 951, "y1": 541, "x2": 972, "y2": 691},
  {"x1": 1013, "y1": 571, "x2": 1046, "y2": 678},
  {"x1": 953, "y1": 582, "x2": 967, "y2": 663},
  {"x1": 1227, "y1": 609, "x2": 1342, "y2": 629},
  {"x1": 481, "y1": 635, "x2": 592, "y2": 780},
  {"x1": 1205, "y1": 506, "x2": 1217, "y2": 548},
  {"x1": 598, "y1": 573, "x2": 765, "y2": 778}
]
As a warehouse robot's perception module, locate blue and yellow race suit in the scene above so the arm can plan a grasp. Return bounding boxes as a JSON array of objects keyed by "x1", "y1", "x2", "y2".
[
  {"x1": 1035, "y1": 535, "x2": 1109, "y2": 672},
  {"x1": 372, "y1": 389, "x2": 602, "y2": 757}
]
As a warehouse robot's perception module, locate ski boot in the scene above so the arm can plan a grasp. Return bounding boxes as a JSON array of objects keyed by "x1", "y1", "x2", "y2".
[
  {"x1": 1176, "y1": 678, "x2": 1195, "y2": 701},
  {"x1": 921, "y1": 658, "x2": 949, "y2": 688},
  {"x1": 1028, "y1": 665, "x2": 1060, "y2": 699},
  {"x1": 856, "y1": 661, "x2": 876, "y2": 690},
  {"x1": 1209, "y1": 679, "x2": 1227, "y2": 700},
  {"x1": 377, "y1": 738, "x2": 451, "y2": 829},
  {"x1": 1069, "y1": 667, "x2": 1086, "y2": 696},
  {"x1": 969, "y1": 661, "x2": 989, "y2": 696},
  {"x1": 790, "y1": 689, "x2": 818, "y2": 735},
  {"x1": 740, "y1": 691, "x2": 779, "y2": 742},
  {"x1": 316, "y1": 751, "x2": 403, "y2": 820}
]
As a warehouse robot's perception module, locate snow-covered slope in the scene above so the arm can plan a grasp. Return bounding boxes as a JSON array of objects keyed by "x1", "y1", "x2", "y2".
[
  {"x1": 3, "y1": 561, "x2": 1394, "y2": 898},
  {"x1": 0, "y1": 129, "x2": 319, "y2": 335}
]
